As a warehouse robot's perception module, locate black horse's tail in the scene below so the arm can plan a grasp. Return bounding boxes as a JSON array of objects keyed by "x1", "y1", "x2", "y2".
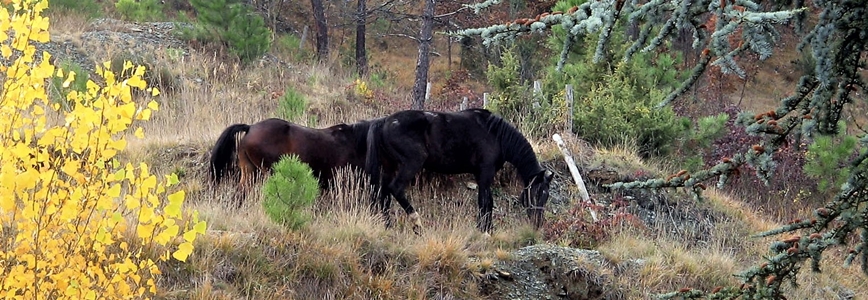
[
  {"x1": 364, "y1": 120, "x2": 384, "y2": 189},
  {"x1": 209, "y1": 124, "x2": 250, "y2": 184}
]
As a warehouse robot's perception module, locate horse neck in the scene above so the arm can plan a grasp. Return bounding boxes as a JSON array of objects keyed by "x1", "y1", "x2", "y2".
[{"x1": 488, "y1": 117, "x2": 543, "y2": 185}]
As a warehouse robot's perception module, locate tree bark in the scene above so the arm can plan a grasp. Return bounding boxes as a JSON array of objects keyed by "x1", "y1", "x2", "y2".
[
  {"x1": 311, "y1": 0, "x2": 329, "y2": 61},
  {"x1": 410, "y1": 0, "x2": 435, "y2": 110},
  {"x1": 356, "y1": 0, "x2": 368, "y2": 76}
]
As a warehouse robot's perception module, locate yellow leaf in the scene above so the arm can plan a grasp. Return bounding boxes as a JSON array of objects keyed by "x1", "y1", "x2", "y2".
[
  {"x1": 139, "y1": 108, "x2": 152, "y2": 120},
  {"x1": 165, "y1": 190, "x2": 185, "y2": 217},
  {"x1": 165, "y1": 173, "x2": 180, "y2": 186},
  {"x1": 141, "y1": 175, "x2": 157, "y2": 192},
  {"x1": 155, "y1": 223, "x2": 179, "y2": 245},
  {"x1": 194, "y1": 220, "x2": 207, "y2": 234},
  {"x1": 126, "y1": 76, "x2": 146, "y2": 89},
  {"x1": 106, "y1": 184, "x2": 121, "y2": 198},
  {"x1": 150, "y1": 87, "x2": 161, "y2": 97},
  {"x1": 62, "y1": 71, "x2": 76, "y2": 88},
  {"x1": 172, "y1": 242, "x2": 194, "y2": 262},
  {"x1": 137, "y1": 223, "x2": 156, "y2": 239},
  {"x1": 134, "y1": 127, "x2": 144, "y2": 139},
  {"x1": 0, "y1": 44, "x2": 10, "y2": 58},
  {"x1": 113, "y1": 169, "x2": 126, "y2": 181}
]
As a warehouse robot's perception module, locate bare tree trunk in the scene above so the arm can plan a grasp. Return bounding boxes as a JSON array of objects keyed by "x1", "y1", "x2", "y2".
[
  {"x1": 410, "y1": 0, "x2": 435, "y2": 110},
  {"x1": 356, "y1": 0, "x2": 368, "y2": 76},
  {"x1": 311, "y1": 0, "x2": 329, "y2": 61}
]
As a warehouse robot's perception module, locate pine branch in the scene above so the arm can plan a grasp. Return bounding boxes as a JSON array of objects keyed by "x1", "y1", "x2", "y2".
[{"x1": 657, "y1": 47, "x2": 712, "y2": 108}]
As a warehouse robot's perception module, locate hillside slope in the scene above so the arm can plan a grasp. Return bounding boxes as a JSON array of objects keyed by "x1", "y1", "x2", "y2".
[{"x1": 39, "y1": 15, "x2": 867, "y2": 299}]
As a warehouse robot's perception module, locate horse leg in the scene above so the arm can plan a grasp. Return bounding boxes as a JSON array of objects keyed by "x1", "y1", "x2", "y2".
[
  {"x1": 372, "y1": 172, "x2": 395, "y2": 227},
  {"x1": 236, "y1": 149, "x2": 256, "y2": 208},
  {"x1": 475, "y1": 167, "x2": 496, "y2": 234},
  {"x1": 388, "y1": 163, "x2": 424, "y2": 235}
]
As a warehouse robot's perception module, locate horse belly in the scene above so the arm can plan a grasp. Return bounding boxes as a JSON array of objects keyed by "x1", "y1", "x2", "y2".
[{"x1": 423, "y1": 156, "x2": 477, "y2": 175}]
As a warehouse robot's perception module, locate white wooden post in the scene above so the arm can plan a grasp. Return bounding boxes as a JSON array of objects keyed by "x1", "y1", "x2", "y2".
[
  {"x1": 460, "y1": 96, "x2": 468, "y2": 110},
  {"x1": 565, "y1": 84, "x2": 573, "y2": 133},
  {"x1": 425, "y1": 82, "x2": 431, "y2": 106},
  {"x1": 532, "y1": 80, "x2": 541, "y2": 109},
  {"x1": 483, "y1": 92, "x2": 489, "y2": 109},
  {"x1": 552, "y1": 133, "x2": 597, "y2": 222}
]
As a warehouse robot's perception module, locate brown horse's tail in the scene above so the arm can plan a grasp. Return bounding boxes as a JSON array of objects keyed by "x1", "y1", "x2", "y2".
[{"x1": 209, "y1": 123, "x2": 250, "y2": 184}]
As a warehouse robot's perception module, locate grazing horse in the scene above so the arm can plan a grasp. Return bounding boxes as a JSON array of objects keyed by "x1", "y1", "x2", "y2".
[
  {"x1": 209, "y1": 118, "x2": 374, "y2": 192},
  {"x1": 365, "y1": 108, "x2": 554, "y2": 234}
]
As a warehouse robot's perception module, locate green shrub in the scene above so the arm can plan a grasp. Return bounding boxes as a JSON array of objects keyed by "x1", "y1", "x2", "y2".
[
  {"x1": 49, "y1": 59, "x2": 90, "y2": 111},
  {"x1": 46, "y1": 0, "x2": 103, "y2": 18},
  {"x1": 573, "y1": 61, "x2": 690, "y2": 157},
  {"x1": 680, "y1": 113, "x2": 729, "y2": 171},
  {"x1": 274, "y1": 34, "x2": 312, "y2": 61},
  {"x1": 486, "y1": 48, "x2": 527, "y2": 119},
  {"x1": 185, "y1": 0, "x2": 272, "y2": 63},
  {"x1": 261, "y1": 155, "x2": 321, "y2": 230},
  {"x1": 277, "y1": 87, "x2": 308, "y2": 122},
  {"x1": 804, "y1": 126, "x2": 859, "y2": 191},
  {"x1": 115, "y1": 0, "x2": 164, "y2": 22}
]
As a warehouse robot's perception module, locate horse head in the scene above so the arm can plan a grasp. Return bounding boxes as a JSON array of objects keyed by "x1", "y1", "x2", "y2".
[
  {"x1": 520, "y1": 169, "x2": 554, "y2": 228},
  {"x1": 327, "y1": 121, "x2": 374, "y2": 170}
]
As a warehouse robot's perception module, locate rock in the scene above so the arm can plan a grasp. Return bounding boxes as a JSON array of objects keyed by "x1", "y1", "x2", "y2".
[
  {"x1": 480, "y1": 244, "x2": 624, "y2": 300},
  {"x1": 466, "y1": 182, "x2": 478, "y2": 190}
]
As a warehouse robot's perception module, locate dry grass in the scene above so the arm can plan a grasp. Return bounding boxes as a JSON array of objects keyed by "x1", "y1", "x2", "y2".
[{"x1": 46, "y1": 10, "x2": 91, "y2": 38}]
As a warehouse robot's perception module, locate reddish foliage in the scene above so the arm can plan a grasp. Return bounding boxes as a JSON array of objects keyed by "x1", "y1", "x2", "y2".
[
  {"x1": 429, "y1": 69, "x2": 483, "y2": 111},
  {"x1": 544, "y1": 197, "x2": 646, "y2": 248}
]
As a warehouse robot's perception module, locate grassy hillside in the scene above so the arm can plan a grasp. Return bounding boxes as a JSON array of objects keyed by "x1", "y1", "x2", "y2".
[{"x1": 36, "y1": 2, "x2": 868, "y2": 299}]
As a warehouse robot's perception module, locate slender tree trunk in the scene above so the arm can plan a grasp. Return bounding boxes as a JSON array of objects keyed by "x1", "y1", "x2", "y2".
[
  {"x1": 356, "y1": 0, "x2": 368, "y2": 76},
  {"x1": 311, "y1": 0, "x2": 329, "y2": 61},
  {"x1": 411, "y1": 0, "x2": 435, "y2": 110}
]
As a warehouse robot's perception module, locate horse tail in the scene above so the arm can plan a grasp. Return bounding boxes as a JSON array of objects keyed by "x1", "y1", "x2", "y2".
[
  {"x1": 365, "y1": 120, "x2": 384, "y2": 188},
  {"x1": 209, "y1": 123, "x2": 250, "y2": 184}
]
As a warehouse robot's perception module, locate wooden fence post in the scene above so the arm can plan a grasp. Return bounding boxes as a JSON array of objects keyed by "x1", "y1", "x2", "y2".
[
  {"x1": 552, "y1": 133, "x2": 597, "y2": 222},
  {"x1": 299, "y1": 26, "x2": 308, "y2": 50},
  {"x1": 565, "y1": 84, "x2": 573, "y2": 133},
  {"x1": 460, "y1": 96, "x2": 468, "y2": 110},
  {"x1": 483, "y1": 92, "x2": 489, "y2": 109}
]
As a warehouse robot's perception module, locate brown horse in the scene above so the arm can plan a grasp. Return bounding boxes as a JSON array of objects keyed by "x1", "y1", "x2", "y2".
[{"x1": 209, "y1": 118, "x2": 375, "y2": 192}]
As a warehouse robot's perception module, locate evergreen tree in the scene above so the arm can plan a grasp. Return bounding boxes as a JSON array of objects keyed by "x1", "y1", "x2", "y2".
[
  {"x1": 187, "y1": 0, "x2": 272, "y2": 63},
  {"x1": 456, "y1": 0, "x2": 868, "y2": 298},
  {"x1": 261, "y1": 155, "x2": 320, "y2": 230},
  {"x1": 226, "y1": 8, "x2": 272, "y2": 63}
]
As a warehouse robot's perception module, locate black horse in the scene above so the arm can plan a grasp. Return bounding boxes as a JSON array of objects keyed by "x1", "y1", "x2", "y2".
[
  {"x1": 365, "y1": 108, "x2": 554, "y2": 234},
  {"x1": 210, "y1": 118, "x2": 375, "y2": 192}
]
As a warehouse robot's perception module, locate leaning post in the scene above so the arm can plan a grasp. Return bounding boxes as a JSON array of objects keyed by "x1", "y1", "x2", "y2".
[{"x1": 552, "y1": 133, "x2": 597, "y2": 222}]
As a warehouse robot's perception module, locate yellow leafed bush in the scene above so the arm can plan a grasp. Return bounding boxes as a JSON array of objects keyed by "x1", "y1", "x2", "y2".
[{"x1": 0, "y1": 0, "x2": 205, "y2": 298}]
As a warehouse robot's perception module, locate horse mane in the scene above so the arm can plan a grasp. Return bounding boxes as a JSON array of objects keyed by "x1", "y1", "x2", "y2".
[{"x1": 477, "y1": 110, "x2": 543, "y2": 185}]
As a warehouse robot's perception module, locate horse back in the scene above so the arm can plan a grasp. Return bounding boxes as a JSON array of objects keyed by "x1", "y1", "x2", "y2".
[
  {"x1": 242, "y1": 119, "x2": 349, "y2": 175},
  {"x1": 382, "y1": 110, "x2": 502, "y2": 174}
]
